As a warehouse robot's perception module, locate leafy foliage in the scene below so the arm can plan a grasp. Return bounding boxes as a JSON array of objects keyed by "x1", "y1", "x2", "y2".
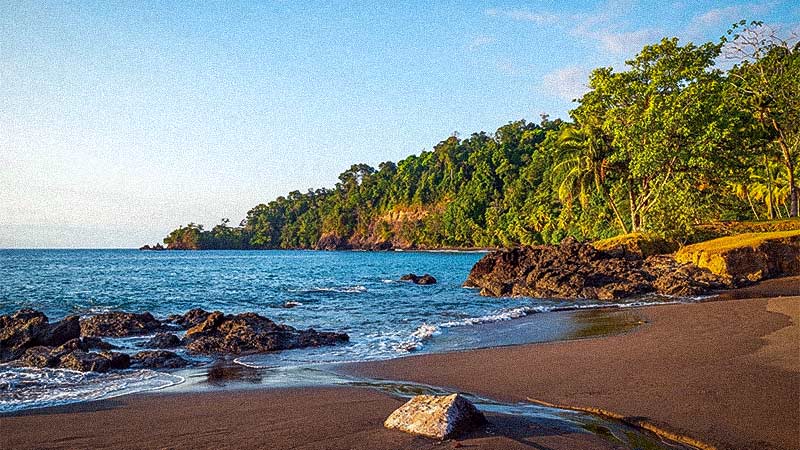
[{"x1": 164, "y1": 25, "x2": 799, "y2": 250}]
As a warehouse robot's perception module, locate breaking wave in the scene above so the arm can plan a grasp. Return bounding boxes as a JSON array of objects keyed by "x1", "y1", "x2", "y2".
[{"x1": 0, "y1": 367, "x2": 184, "y2": 413}]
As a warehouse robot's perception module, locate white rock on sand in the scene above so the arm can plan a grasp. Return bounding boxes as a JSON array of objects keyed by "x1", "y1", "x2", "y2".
[{"x1": 384, "y1": 393, "x2": 486, "y2": 439}]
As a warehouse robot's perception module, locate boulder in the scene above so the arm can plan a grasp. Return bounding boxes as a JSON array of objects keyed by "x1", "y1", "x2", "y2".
[
  {"x1": 80, "y1": 311, "x2": 162, "y2": 337},
  {"x1": 675, "y1": 231, "x2": 800, "y2": 282},
  {"x1": 17, "y1": 346, "x2": 60, "y2": 368},
  {"x1": 465, "y1": 237, "x2": 734, "y2": 300},
  {"x1": 400, "y1": 273, "x2": 438, "y2": 285},
  {"x1": 140, "y1": 332, "x2": 181, "y2": 349},
  {"x1": 58, "y1": 350, "x2": 130, "y2": 372},
  {"x1": 166, "y1": 308, "x2": 214, "y2": 329},
  {"x1": 41, "y1": 315, "x2": 81, "y2": 347},
  {"x1": 384, "y1": 393, "x2": 486, "y2": 440},
  {"x1": 82, "y1": 336, "x2": 118, "y2": 350},
  {"x1": 0, "y1": 309, "x2": 49, "y2": 362},
  {"x1": 182, "y1": 311, "x2": 349, "y2": 355},
  {"x1": 131, "y1": 350, "x2": 188, "y2": 369}
]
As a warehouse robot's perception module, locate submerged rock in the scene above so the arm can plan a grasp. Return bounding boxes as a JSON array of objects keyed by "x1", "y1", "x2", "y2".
[
  {"x1": 131, "y1": 350, "x2": 188, "y2": 369},
  {"x1": 400, "y1": 273, "x2": 438, "y2": 285},
  {"x1": 384, "y1": 393, "x2": 486, "y2": 439},
  {"x1": 80, "y1": 311, "x2": 162, "y2": 337},
  {"x1": 465, "y1": 237, "x2": 733, "y2": 300},
  {"x1": 182, "y1": 311, "x2": 349, "y2": 355}
]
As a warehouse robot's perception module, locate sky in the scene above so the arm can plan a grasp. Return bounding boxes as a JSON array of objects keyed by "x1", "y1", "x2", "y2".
[{"x1": 1, "y1": 1, "x2": 798, "y2": 248}]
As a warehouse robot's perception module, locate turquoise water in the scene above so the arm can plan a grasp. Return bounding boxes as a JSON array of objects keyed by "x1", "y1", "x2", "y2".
[{"x1": 0, "y1": 249, "x2": 670, "y2": 412}]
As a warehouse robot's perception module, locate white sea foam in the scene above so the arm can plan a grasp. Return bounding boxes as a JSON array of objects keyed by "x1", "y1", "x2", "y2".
[{"x1": 0, "y1": 367, "x2": 184, "y2": 413}]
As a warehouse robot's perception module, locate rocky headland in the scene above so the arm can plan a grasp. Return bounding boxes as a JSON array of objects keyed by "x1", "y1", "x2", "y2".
[
  {"x1": 465, "y1": 231, "x2": 800, "y2": 300},
  {"x1": 0, "y1": 308, "x2": 349, "y2": 373}
]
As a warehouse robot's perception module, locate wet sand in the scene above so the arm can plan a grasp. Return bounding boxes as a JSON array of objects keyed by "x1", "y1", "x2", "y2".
[
  {"x1": 346, "y1": 279, "x2": 800, "y2": 450},
  {"x1": 2, "y1": 277, "x2": 798, "y2": 450}
]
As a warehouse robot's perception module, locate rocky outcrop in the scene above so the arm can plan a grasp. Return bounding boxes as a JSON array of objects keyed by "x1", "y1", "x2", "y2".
[
  {"x1": 675, "y1": 231, "x2": 800, "y2": 282},
  {"x1": 140, "y1": 333, "x2": 181, "y2": 349},
  {"x1": 2, "y1": 308, "x2": 349, "y2": 372},
  {"x1": 384, "y1": 393, "x2": 486, "y2": 439},
  {"x1": 315, "y1": 233, "x2": 352, "y2": 250},
  {"x1": 139, "y1": 243, "x2": 166, "y2": 251},
  {"x1": 465, "y1": 237, "x2": 733, "y2": 300},
  {"x1": 182, "y1": 311, "x2": 349, "y2": 355},
  {"x1": 131, "y1": 350, "x2": 188, "y2": 369},
  {"x1": 0, "y1": 310, "x2": 81, "y2": 362},
  {"x1": 16, "y1": 341, "x2": 131, "y2": 373},
  {"x1": 400, "y1": 273, "x2": 438, "y2": 285},
  {"x1": 80, "y1": 312, "x2": 163, "y2": 337}
]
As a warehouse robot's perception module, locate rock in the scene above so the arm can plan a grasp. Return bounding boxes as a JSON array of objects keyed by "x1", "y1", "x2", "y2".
[
  {"x1": 282, "y1": 301, "x2": 302, "y2": 309},
  {"x1": 80, "y1": 311, "x2": 162, "y2": 337},
  {"x1": 400, "y1": 273, "x2": 438, "y2": 285},
  {"x1": 384, "y1": 393, "x2": 486, "y2": 440},
  {"x1": 182, "y1": 312, "x2": 349, "y2": 355},
  {"x1": 57, "y1": 350, "x2": 130, "y2": 372},
  {"x1": 315, "y1": 233, "x2": 352, "y2": 250},
  {"x1": 139, "y1": 243, "x2": 165, "y2": 251},
  {"x1": 17, "y1": 346, "x2": 60, "y2": 368},
  {"x1": 0, "y1": 309, "x2": 50, "y2": 362},
  {"x1": 465, "y1": 237, "x2": 734, "y2": 300},
  {"x1": 140, "y1": 332, "x2": 181, "y2": 349},
  {"x1": 41, "y1": 315, "x2": 81, "y2": 347},
  {"x1": 591, "y1": 233, "x2": 678, "y2": 259},
  {"x1": 166, "y1": 308, "x2": 214, "y2": 329},
  {"x1": 675, "y1": 231, "x2": 800, "y2": 282},
  {"x1": 131, "y1": 350, "x2": 188, "y2": 369},
  {"x1": 82, "y1": 336, "x2": 118, "y2": 350}
]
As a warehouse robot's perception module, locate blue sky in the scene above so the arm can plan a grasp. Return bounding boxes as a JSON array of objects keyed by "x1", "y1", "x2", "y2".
[{"x1": 2, "y1": 1, "x2": 798, "y2": 247}]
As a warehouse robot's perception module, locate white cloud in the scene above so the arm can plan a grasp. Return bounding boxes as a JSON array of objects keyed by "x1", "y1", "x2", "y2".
[
  {"x1": 468, "y1": 34, "x2": 496, "y2": 50},
  {"x1": 485, "y1": 3, "x2": 661, "y2": 56},
  {"x1": 541, "y1": 66, "x2": 591, "y2": 101},
  {"x1": 685, "y1": 2, "x2": 777, "y2": 38},
  {"x1": 484, "y1": 8, "x2": 559, "y2": 25}
]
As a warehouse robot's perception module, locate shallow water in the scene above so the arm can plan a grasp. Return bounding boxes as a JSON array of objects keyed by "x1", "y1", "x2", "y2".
[{"x1": 1, "y1": 249, "x2": 677, "y2": 412}]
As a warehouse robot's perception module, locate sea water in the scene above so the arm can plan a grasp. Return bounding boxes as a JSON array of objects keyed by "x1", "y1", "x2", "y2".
[{"x1": 0, "y1": 249, "x2": 675, "y2": 412}]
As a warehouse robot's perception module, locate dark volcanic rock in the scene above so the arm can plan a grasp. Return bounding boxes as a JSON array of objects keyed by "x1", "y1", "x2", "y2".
[
  {"x1": 80, "y1": 311, "x2": 162, "y2": 337},
  {"x1": 464, "y1": 237, "x2": 734, "y2": 300},
  {"x1": 315, "y1": 234, "x2": 352, "y2": 250},
  {"x1": 166, "y1": 308, "x2": 214, "y2": 329},
  {"x1": 131, "y1": 350, "x2": 188, "y2": 369},
  {"x1": 140, "y1": 332, "x2": 181, "y2": 349},
  {"x1": 17, "y1": 346, "x2": 60, "y2": 368},
  {"x1": 0, "y1": 309, "x2": 49, "y2": 362},
  {"x1": 58, "y1": 350, "x2": 130, "y2": 372},
  {"x1": 139, "y1": 243, "x2": 165, "y2": 251},
  {"x1": 0, "y1": 310, "x2": 81, "y2": 362},
  {"x1": 82, "y1": 336, "x2": 118, "y2": 350},
  {"x1": 400, "y1": 273, "x2": 438, "y2": 285},
  {"x1": 182, "y1": 311, "x2": 349, "y2": 355}
]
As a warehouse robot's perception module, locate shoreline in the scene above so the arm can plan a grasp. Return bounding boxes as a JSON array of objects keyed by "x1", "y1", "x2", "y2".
[{"x1": 2, "y1": 277, "x2": 798, "y2": 449}]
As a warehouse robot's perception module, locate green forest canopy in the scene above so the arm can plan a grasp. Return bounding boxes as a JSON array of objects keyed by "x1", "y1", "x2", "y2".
[{"x1": 163, "y1": 22, "x2": 799, "y2": 250}]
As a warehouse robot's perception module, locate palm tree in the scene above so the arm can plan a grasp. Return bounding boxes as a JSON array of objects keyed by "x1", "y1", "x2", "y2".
[{"x1": 553, "y1": 125, "x2": 629, "y2": 234}]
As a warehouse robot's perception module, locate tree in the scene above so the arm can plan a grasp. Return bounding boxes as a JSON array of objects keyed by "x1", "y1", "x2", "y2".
[{"x1": 724, "y1": 21, "x2": 800, "y2": 216}]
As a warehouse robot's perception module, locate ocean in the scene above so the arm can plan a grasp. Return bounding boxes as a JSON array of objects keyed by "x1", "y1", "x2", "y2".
[{"x1": 0, "y1": 249, "x2": 673, "y2": 412}]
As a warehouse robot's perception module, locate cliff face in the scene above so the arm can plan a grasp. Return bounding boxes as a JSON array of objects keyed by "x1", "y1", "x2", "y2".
[{"x1": 675, "y1": 230, "x2": 800, "y2": 282}]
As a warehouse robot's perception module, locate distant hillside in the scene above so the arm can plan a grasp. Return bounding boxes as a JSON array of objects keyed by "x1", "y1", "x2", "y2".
[{"x1": 159, "y1": 32, "x2": 798, "y2": 250}]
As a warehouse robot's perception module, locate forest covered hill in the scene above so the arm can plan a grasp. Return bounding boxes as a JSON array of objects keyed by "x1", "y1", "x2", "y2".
[{"x1": 160, "y1": 23, "x2": 799, "y2": 251}]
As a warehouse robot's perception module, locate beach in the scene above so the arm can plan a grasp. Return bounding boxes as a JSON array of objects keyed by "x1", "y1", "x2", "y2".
[{"x1": 2, "y1": 277, "x2": 798, "y2": 450}]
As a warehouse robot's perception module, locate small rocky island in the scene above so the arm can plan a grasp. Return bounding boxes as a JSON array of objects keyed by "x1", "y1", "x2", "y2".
[{"x1": 0, "y1": 308, "x2": 349, "y2": 373}]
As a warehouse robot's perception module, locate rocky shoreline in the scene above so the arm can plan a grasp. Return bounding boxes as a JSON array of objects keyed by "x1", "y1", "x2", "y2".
[
  {"x1": 464, "y1": 237, "x2": 737, "y2": 300},
  {"x1": 0, "y1": 309, "x2": 349, "y2": 373}
]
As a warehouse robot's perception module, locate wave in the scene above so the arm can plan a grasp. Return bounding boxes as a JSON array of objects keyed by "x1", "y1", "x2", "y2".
[
  {"x1": 395, "y1": 298, "x2": 682, "y2": 353},
  {"x1": 0, "y1": 367, "x2": 184, "y2": 413}
]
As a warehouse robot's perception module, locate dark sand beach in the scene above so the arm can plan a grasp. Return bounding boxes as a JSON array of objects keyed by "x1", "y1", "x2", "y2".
[{"x1": 2, "y1": 277, "x2": 798, "y2": 450}]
